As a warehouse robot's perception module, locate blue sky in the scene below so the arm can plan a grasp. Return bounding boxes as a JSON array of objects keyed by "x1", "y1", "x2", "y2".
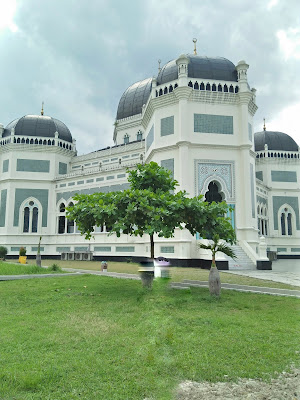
[{"x1": 0, "y1": 0, "x2": 300, "y2": 154}]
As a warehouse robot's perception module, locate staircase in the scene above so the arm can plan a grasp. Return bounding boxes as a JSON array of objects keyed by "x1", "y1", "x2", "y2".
[{"x1": 223, "y1": 244, "x2": 256, "y2": 270}]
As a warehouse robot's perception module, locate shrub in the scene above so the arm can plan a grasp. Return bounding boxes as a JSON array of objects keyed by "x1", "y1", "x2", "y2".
[
  {"x1": 49, "y1": 263, "x2": 61, "y2": 272},
  {"x1": 19, "y1": 247, "x2": 26, "y2": 256},
  {"x1": 0, "y1": 246, "x2": 8, "y2": 260}
]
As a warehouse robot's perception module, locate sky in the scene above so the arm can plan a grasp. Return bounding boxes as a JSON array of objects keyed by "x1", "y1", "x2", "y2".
[{"x1": 0, "y1": 0, "x2": 299, "y2": 155}]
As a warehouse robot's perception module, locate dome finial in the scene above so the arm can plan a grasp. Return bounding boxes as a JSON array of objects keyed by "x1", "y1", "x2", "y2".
[
  {"x1": 263, "y1": 118, "x2": 266, "y2": 131},
  {"x1": 193, "y1": 38, "x2": 197, "y2": 55},
  {"x1": 158, "y1": 59, "x2": 161, "y2": 73},
  {"x1": 41, "y1": 101, "x2": 44, "y2": 116}
]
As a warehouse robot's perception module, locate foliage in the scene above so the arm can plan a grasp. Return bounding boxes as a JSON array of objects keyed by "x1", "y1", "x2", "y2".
[
  {"x1": 67, "y1": 162, "x2": 236, "y2": 259},
  {"x1": 0, "y1": 246, "x2": 8, "y2": 259},
  {"x1": 19, "y1": 247, "x2": 26, "y2": 256},
  {"x1": 48, "y1": 263, "x2": 62, "y2": 272}
]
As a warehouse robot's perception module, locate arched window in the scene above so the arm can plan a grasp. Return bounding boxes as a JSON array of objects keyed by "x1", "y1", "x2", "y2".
[
  {"x1": 58, "y1": 201, "x2": 76, "y2": 234},
  {"x1": 159, "y1": 88, "x2": 163, "y2": 96},
  {"x1": 164, "y1": 86, "x2": 168, "y2": 94},
  {"x1": 235, "y1": 86, "x2": 239, "y2": 93},
  {"x1": 23, "y1": 207, "x2": 30, "y2": 233},
  {"x1": 224, "y1": 84, "x2": 228, "y2": 92},
  {"x1": 280, "y1": 207, "x2": 294, "y2": 236},
  {"x1": 124, "y1": 134, "x2": 129, "y2": 144},
  {"x1": 229, "y1": 85, "x2": 234, "y2": 93},
  {"x1": 206, "y1": 83, "x2": 211, "y2": 91},
  {"x1": 188, "y1": 81, "x2": 193, "y2": 87},
  {"x1": 21, "y1": 200, "x2": 41, "y2": 233},
  {"x1": 212, "y1": 84, "x2": 216, "y2": 92},
  {"x1": 200, "y1": 82, "x2": 205, "y2": 90},
  {"x1": 169, "y1": 85, "x2": 173, "y2": 92},
  {"x1": 194, "y1": 81, "x2": 199, "y2": 90},
  {"x1": 137, "y1": 131, "x2": 143, "y2": 141},
  {"x1": 218, "y1": 84, "x2": 222, "y2": 92}
]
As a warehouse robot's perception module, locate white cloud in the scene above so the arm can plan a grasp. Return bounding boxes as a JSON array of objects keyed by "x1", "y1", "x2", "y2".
[
  {"x1": 267, "y1": 0, "x2": 279, "y2": 10},
  {"x1": 264, "y1": 102, "x2": 300, "y2": 145},
  {"x1": 277, "y1": 28, "x2": 300, "y2": 60},
  {"x1": 0, "y1": 0, "x2": 18, "y2": 32}
]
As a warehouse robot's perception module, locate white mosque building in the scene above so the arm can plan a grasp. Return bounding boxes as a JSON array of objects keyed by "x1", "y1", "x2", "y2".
[{"x1": 0, "y1": 51, "x2": 299, "y2": 269}]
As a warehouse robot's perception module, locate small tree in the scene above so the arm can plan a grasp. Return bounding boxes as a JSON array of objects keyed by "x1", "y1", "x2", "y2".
[
  {"x1": 0, "y1": 246, "x2": 8, "y2": 260},
  {"x1": 198, "y1": 212, "x2": 236, "y2": 296}
]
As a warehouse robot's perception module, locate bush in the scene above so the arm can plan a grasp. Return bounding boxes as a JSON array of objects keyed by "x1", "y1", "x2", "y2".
[
  {"x1": 19, "y1": 247, "x2": 26, "y2": 256},
  {"x1": 49, "y1": 263, "x2": 61, "y2": 272},
  {"x1": 0, "y1": 246, "x2": 8, "y2": 260}
]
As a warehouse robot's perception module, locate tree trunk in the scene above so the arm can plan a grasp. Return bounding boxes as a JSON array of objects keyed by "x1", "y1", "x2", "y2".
[
  {"x1": 36, "y1": 253, "x2": 41, "y2": 267},
  {"x1": 209, "y1": 261, "x2": 221, "y2": 296},
  {"x1": 150, "y1": 234, "x2": 154, "y2": 259}
]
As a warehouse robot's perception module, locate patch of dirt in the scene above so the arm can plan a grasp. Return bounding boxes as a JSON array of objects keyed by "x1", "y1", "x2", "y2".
[{"x1": 176, "y1": 369, "x2": 300, "y2": 400}]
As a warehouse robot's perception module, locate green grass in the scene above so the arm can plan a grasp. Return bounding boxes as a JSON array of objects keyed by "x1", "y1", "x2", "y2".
[
  {"x1": 0, "y1": 261, "x2": 64, "y2": 275},
  {"x1": 40, "y1": 259, "x2": 300, "y2": 290},
  {"x1": 0, "y1": 275, "x2": 299, "y2": 399}
]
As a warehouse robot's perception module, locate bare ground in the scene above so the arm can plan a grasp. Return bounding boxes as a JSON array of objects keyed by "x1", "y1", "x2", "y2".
[{"x1": 176, "y1": 368, "x2": 300, "y2": 400}]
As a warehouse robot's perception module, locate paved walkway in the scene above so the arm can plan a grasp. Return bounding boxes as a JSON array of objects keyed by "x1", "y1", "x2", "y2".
[
  {"x1": 170, "y1": 280, "x2": 300, "y2": 298},
  {"x1": 223, "y1": 258, "x2": 300, "y2": 287}
]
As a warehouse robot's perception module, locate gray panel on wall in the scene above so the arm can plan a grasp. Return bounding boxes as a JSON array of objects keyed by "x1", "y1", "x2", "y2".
[
  {"x1": 271, "y1": 170, "x2": 297, "y2": 182},
  {"x1": 277, "y1": 248, "x2": 287, "y2": 252},
  {"x1": 161, "y1": 246, "x2": 174, "y2": 253},
  {"x1": 146, "y1": 124, "x2": 154, "y2": 151},
  {"x1": 116, "y1": 246, "x2": 135, "y2": 252},
  {"x1": 272, "y1": 196, "x2": 300, "y2": 230},
  {"x1": 14, "y1": 188, "x2": 49, "y2": 227},
  {"x1": 194, "y1": 114, "x2": 233, "y2": 134},
  {"x1": 250, "y1": 164, "x2": 255, "y2": 218},
  {"x1": 17, "y1": 159, "x2": 50, "y2": 173},
  {"x1": 256, "y1": 171, "x2": 263, "y2": 181},
  {"x1": 291, "y1": 248, "x2": 300, "y2": 252},
  {"x1": 56, "y1": 183, "x2": 130, "y2": 203},
  {"x1": 257, "y1": 195, "x2": 268, "y2": 206},
  {"x1": 0, "y1": 189, "x2": 7, "y2": 227},
  {"x1": 2, "y1": 159, "x2": 9, "y2": 173},
  {"x1": 32, "y1": 246, "x2": 44, "y2": 252},
  {"x1": 94, "y1": 246, "x2": 111, "y2": 252},
  {"x1": 56, "y1": 246, "x2": 71, "y2": 252},
  {"x1": 59, "y1": 162, "x2": 67, "y2": 175},
  {"x1": 248, "y1": 123, "x2": 252, "y2": 141},
  {"x1": 74, "y1": 246, "x2": 88, "y2": 251},
  {"x1": 161, "y1": 116, "x2": 174, "y2": 136},
  {"x1": 161, "y1": 158, "x2": 174, "y2": 178}
]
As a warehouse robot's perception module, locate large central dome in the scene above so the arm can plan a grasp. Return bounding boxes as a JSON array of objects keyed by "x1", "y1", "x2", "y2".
[
  {"x1": 157, "y1": 55, "x2": 238, "y2": 85},
  {"x1": 116, "y1": 54, "x2": 237, "y2": 120}
]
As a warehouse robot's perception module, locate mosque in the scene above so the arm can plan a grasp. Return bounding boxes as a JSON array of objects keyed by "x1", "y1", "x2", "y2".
[{"x1": 0, "y1": 45, "x2": 299, "y2": 268}]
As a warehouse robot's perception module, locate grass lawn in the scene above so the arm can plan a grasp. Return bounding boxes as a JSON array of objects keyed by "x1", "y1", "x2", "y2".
[
  {"x1": 39, "y1": 259, "x2": 300, "y2": 290},
  {"x1": 0, "y1": 261, "x2": 64, "y2": 275},
  {"x1": 0, "y1": 275, "x2": 299, "y2": 399}
]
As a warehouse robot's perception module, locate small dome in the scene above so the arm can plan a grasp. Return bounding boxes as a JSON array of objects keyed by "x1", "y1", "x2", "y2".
[
  {"x1": 157, "y1": 55, "x2": 238, "y2": 85},
  {"x1": 3, "y1": 115, "x2": 73, "y2": 143},
  {"x1": 254, "y1": 131, "x2": 299, "y2": 152},
  {"x1": 116, "y1": 78, "x2": 152, "y2": 120}
]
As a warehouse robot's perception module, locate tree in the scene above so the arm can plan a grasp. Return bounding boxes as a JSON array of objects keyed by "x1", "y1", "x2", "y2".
[
  {"x1": 67, "y1": 162, "x2": 236, "y2": 263},
  {"x1": 67, "y1": 162, "x2": 187, "y2": 259},
  {"x1": 198, "y1": 213, "x2": 236, "y2": 296}
]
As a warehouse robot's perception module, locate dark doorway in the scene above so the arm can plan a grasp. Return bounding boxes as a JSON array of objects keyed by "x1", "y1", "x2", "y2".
[{"x1": 205, "y1": 182, "x2": 222, "y2": 203}]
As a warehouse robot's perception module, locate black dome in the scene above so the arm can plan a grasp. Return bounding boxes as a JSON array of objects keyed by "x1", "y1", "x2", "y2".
[
  {"x1": 254, "y1": 131, "x2": 299, "y2": 152},
  {"x1": 3, "y1": 115, "x2": 73, "y2": 143},
  {"x1": 116, "y1": 78, "x2": 152, "y2": 120},
  {"x1": 157, "y1": 55, "x2": 238, "y2": 85}
]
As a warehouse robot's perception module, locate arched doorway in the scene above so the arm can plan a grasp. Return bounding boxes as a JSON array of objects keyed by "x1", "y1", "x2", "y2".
[{"x1": 205, "y1": 182, "x2": 223, "y2": 203}]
